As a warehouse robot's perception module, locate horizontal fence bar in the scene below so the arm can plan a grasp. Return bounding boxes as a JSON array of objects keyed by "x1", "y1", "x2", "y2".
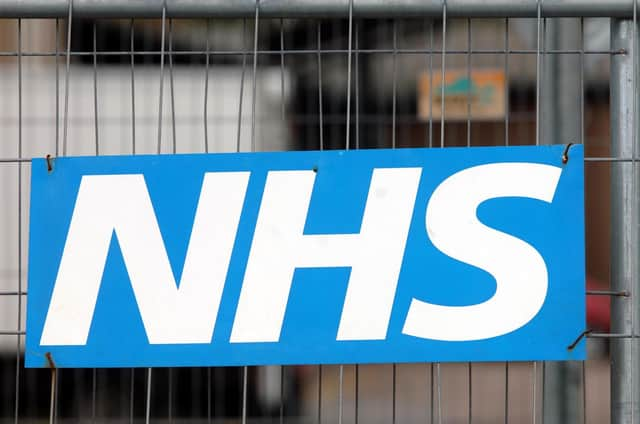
[
  {"x1": 0, "y1": 0, "x2": 638, "y2": 19},
  {"x1": 0, "y1": 289, "x2": 619, "y2": 296},
  {"x1": 1, "y1": 330, "x2": 630, "y2": 341},
  {"x1": 0, "y1": 156, "x2": 634, "y2": 162},
  {"x1": 0, "y1": 49, "x2": 621, "y2": 57},
  {"x1": 0, "y1": 290, "x2": 616, "y2": 296},
  {"x1": 589, "y1": 333, "x2": 640, "y2": 339},
  {"x1": 584, "y1": 157, "x2": 638, "y2": 162},
  {"x1": 586, "y1": 290, "x2": 630, "y2": 296},
  {"x1": 0, "y1": 157, "x2": 633, "y2": 163},
  {"x1": 0, "y1": 331, "x2": 25, "y2": 336}
]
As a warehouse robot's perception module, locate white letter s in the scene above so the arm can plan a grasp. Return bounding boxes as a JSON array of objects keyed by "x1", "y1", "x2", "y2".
[{"x1": 402, "y1": 163, "x2": 562, "y2": 341}]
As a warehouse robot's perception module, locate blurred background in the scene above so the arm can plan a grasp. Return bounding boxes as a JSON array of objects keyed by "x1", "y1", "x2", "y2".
[{"x1": 0, "y1": 11, "x2": 616, "y2": 424}]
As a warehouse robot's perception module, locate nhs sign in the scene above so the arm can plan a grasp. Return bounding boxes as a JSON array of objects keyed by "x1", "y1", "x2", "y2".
[{"x1": 26, "y1": 145, "x2": 585, "y2": 368}]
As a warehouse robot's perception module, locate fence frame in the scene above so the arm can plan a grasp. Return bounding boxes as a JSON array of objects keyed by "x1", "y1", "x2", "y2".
[
  {"x1": 0, "y1": 0, "x2": 638, "y2": 19},
  {"x1": 611, "y1": 17, "x2": 640, "y2": 424},
  {"x1": 0, "y1": 1, "x2": 638, "y2": 423}
]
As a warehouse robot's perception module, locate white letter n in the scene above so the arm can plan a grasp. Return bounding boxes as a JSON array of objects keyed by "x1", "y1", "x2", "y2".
[
  {"x1": 40, "y1": 172, "x2": 249, "y2": 346},
  {"x1": 230, "y1": 168, "x2": 421, "y2": 343}
]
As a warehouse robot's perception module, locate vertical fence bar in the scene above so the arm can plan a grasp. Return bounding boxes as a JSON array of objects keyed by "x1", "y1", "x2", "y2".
[
  {"x1": 317, "y1": 365, "x2": 322, "y2": 424},
  {"x1": 279, "y1": 18, "x2": 286, "y2": 424},
  {"x1": 14, "y1": 17, "x2": 22, "y2": 424},
  {"x1": 317, "y1": 22, "x2": 324, "y2": 151},
  {"x1": 391, "y1": 19, "x2": 397, "y2": 149},
  {"x1": 62, "y1": 0, "x2": 73, "y2": 156},
  {"x1": 611, "y1": 17, "x2": 640, "y2": 424},
  {"x1": 249, "y1": 0, "x2": 259, "y2": 152},
  {"x1": 204, "y1": 19, "x2": 211, "y2": 153},
  {"x1": 427, "y1": 20, "x2": 433, "y2": 148},
  {"x1": 534, "y1": 5, "x2": 543, "y2": 421},
  {"x1": 129, "y1": 19, "x2": 137, "y2": 422},
  {"x1": 168, "y1": 19, "x2": 176, "y2": 155},
  {"x1": 156, "y1": 1, "x2": 167, "y2": 153},
  {"x1": 91, "y1": 21, "x2": 100, "y2": 423},
  {"x1": 92, "y1": 22, "x2": 99, "y2": 155},
  {"x1": 237, "y1": 19, "x2": 247, "y2": 152},
  {"x1": 579, "y1": 15, "x2": 587, "y2": 424},
  {"x1": 503, "y1": 18, "x2": 510, "y2": 422},
  {"x1": 130, "y1": 19, "x2": 136, "y2": 155},
  {"x1": 55, "y1": 18, "x2": 60, "y2": 155}
]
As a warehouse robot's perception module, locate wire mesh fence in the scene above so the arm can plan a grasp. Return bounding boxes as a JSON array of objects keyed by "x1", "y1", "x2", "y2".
[{"x1": 0, "y1": 1, "x2": 634, "y2": 423}]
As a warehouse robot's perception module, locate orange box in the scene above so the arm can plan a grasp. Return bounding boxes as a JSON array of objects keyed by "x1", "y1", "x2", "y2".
[{"x1": 418, "y1": 68, "x2": 506, "y2": 121}]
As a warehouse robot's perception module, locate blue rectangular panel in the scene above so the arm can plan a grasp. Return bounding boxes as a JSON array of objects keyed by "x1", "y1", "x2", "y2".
[{"x1": 26, "y1": 145, "x2": 585, "y2": 367}]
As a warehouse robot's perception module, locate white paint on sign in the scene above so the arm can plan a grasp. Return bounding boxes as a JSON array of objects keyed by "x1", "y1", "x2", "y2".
[{"x1": 40, "y1": 163, "x2": 562, "y2": 346}]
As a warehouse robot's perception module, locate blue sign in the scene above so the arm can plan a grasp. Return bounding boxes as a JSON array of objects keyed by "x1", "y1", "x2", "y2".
[{"x1": 26, "y1": 145, "x2": 585, "y2": 368}]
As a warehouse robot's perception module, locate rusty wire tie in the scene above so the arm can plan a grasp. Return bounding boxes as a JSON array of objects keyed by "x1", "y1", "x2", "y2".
[
  {"x1": 562, "y1": 142, "x2": 574, "y2": 164},
  {"x1": 46, "y1": 154, "x2": 54, "y2": 172}
]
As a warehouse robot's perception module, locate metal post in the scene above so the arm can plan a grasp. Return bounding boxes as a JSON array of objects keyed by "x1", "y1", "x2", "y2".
[
  {"x1": 543, "y1": 14, "x2": 582, "y2": 424},
  {"x1": 543, "y1": 17, "x2": 582, "y2": 146},
  {"x1": 611, "y1": 18, "x2": 640, "y2": 424}
]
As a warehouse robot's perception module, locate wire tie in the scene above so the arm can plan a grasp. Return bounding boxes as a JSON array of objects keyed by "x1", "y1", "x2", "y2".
[
  {"x1": 46, "y1": 154, "x2": 54, "y2": 173},
  {"x1": 567, "y1": 329, "x2": 592, "y2": 351},
  {"x1": 45, "y1": 351, "x2": 56, "y2": 369},
  {"x1": 562, "y1": 142, "x2": 574, "y2": 164}
]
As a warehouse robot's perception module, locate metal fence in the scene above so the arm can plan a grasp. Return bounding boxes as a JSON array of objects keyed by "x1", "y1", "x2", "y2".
[{"x1": 0, "y1": 0, "x2": 636, "y2": 423}]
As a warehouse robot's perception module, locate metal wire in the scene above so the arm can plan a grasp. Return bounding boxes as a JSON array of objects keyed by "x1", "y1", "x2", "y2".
[
  {"x1": 236, "y1": 18, "x2": 248, "y2": 152},
  {"x1": 55, "y1": 18, "x2": 59, "y2": 156},
  {"x1": 535, "y1": 0, "x2": 541, "y2": 147},
  {"x1": 436, "y1": 363, "x2": 442, "y2": 424},
  {"x1": 130, "y1": 19, "x2": 136, "y2": 154},
  {"x1": 62, "y1": 0, "x2": 72, "y2": 156},
  {"x1": 391, "y1": 19, "x2": 397, "y2": 148},
  {"x1": 13, "y1": 17, "x2": 22, "y2": 424},
  {"x1": 129, "y1": 369, "x2": 135, "y2": 424},
  {"x1": 129, "y1": 20, "x2": 137, "y2": 422},
  {"x1": 439, "y1": 0, "x2": 446, "y2": 148},
  {"x1": 466, "y1": 19, "x2": 472, "y2": 421},
  {"x1": 533, "y1": 5, "x2": 542, "y2": 424},
  {"x1": 354, "y1": 364, "x2": 359, "y2": 424},
  {"x1": 317, "y1": 21, "x2": 324, "y2": 151},
  {"x1": 168, "y1": 368, "x2": 173, "y2": 422},
  {"x1": 0, "y1": 47, "x2": 621, "y2": 56},
  {"x1": 91, "y1": 21, "x2": 100, "y2": 423},
  {"x1": 207, "y1": 367, "x2": 212, "y2": 423},
  {"x1": 156, "y1": 0, "x2": 167, "y2": 153},
  {"x1": 631, "y1": 1, "x2": 639, "y2": 422},
  {"x1": 145, "y1": 369, "x2": 152, "y2": 424},
  {"x1": 204, "y1": 19, "x2": 211, "y2": 153},
  {"x1": 392, "y1": 364, "x2": 397, "y2": 424},
  {"x1": 169, "y1": 18, "x2": 177, "y2": 154},
  {"x1": 317, "y1": 365, "x2": 322, "y2": 424},
  {"x1": 92, "y1": 22, "x2": 98, "y2": 154},
  {"x1": 242, "y1": 367, "x2": 248, "y2": 424},
  {"x1": 427, "y1": 20, "x2": 433, "y2": 148},
  {"x1": 430, "y1": 364, "x2": 434, "y2": 424},
  {"x1": 250, "y1": 0, "x2": 260, "y2": 152},
  {"x1": 279, "y1": 19, "x2": 286, "y2": 424},
  {"x1": 280, "y1": 18, "x2": 286, "y2": 124}
]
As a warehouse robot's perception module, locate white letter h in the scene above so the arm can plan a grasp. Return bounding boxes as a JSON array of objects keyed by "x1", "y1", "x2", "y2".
[{"x1": 230, "y1": 168, "x2": 421, "y2": 343}]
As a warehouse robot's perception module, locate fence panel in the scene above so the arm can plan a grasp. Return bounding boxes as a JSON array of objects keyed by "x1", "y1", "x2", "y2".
[{"x1": 0, "y1": 1, "x2": 633, "y2": 423}]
